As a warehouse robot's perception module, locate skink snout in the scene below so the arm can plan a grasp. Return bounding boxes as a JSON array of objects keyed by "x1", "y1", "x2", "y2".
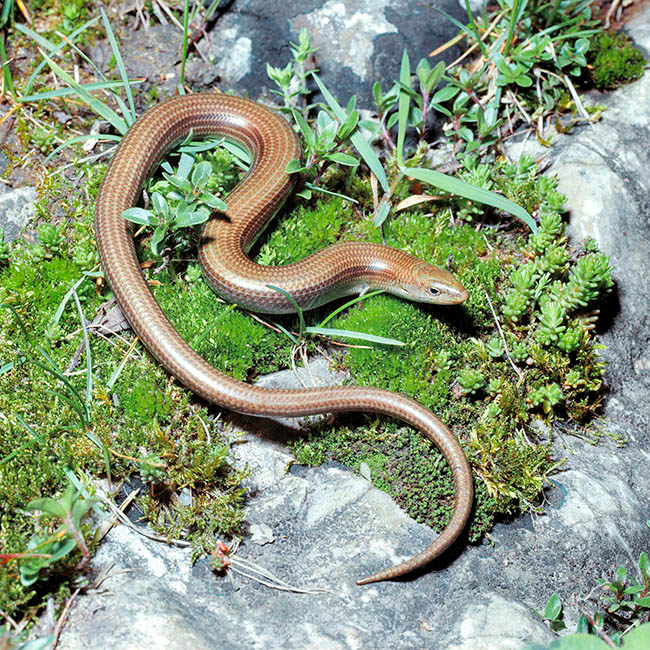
[{"x1": 413, "y1": 261, "x2": 468, "y2": 305}]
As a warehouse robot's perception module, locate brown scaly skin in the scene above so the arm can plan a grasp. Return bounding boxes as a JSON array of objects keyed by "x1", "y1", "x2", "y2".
[{"x1": 95, "y1": 93, "x2": 473, "y2": 585}]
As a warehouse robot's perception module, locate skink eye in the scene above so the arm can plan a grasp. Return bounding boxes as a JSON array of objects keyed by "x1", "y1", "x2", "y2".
[{"x1": 428, "y1": 287, "x2": 440, "y2": 297}]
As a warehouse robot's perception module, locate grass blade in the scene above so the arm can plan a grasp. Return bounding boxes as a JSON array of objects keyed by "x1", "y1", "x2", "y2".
[
  {"x1": 19, "y1": 80, "x2": 143, "y2": 103},
  {"x1": 71, "y1": 289, "x2": 93, "y2": 411},
  {"x1": 318, "y1": 290, "x2": 383, "y2": 328},
  {"x1": 305, "y1": 326, "x2": 405, "y2": 346},
  {"x1": 18, "y1": 17, "x2": 100, "y2": 96},
  {"x1": 311, "y1": 72, "x2": 389, "y2": 193},
  {"x1": 267, "y1": 285, "x2": 305, "y2": 340},
  {"x1": 39, "y1": 51, "x2": 128, "y2": 134},
  {"x1": 403, "y1": 165, "x2": 537, "y2": 233},
  {"x1": 101, "y1": 8, "x2": 136, "y2": 124},
  {"x1": 396, "y1": 50, "x2": 410, "y2": 167},
  {"x1": 44, "y1": 134, "x2": 121, "y2": 165}
]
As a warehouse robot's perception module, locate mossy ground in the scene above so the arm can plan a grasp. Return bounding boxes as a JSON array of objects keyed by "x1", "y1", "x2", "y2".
[
  {"x1": 587, "y1": 31, "x2": 646, "y2": 90},
  {"x1": 0, "y1": 139, "x2": 612, "y2": 620}
]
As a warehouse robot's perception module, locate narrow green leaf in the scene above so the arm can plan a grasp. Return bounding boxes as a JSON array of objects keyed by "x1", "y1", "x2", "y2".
[
  {"x1": 402, "y1": 166, "x2": 537, "y2": 233},
  {"x1": 323, "y1": 152, "x2": 358, "y2": 166},
  {"x1": 44, "y1": 134, "x2": 121, "y2": 165},
  {"x1": 39, "y1": 52, "x2": 128, "y2": 134},
  {"x1": 101, "y1": 8, "x2": 136, "y2": 123},
  {"x1": 14, "y1": 23, "x2": 57, "y2": 51},
  {"x1": 219, "y1": 140, "x2": 252, "y2": 166},
  {"x1": 293, "y1": 109, "x2": 316, "y2": 150},
  {"x1": 19, "y1": 80, "x2": 142, "y2": 103},
  {"x1": 266, "y1": 285, "x2": 305, "y2": 340},
  {"x1": 311, "y1": 72, "x2": 389, "y2": 193},
  {"x1": 305, "y1": 327, "x2": 405, "y2": 346},
  {"x1": 372, "y1": 200, "x2": 391, "y2": 227},
  {"x1": 303, "y1": 182, "x2": 358, "y2": 203},
  {"x1": 318, "y1": 290, "x2": 383, "y2": 328},
  {"x1": 396, "y1": 50, "x2": 411, "y2": 167},
  {"x1": 71, "y1": 289, "x2": 93, "y2": 411},
  {"x1": 20, "y1": 16, "x2": 101, "y2": 96}
]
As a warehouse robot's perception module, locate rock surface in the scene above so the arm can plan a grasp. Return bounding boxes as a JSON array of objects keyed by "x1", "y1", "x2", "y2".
[{"x1": 113, "y1": 0, "x2": 467, "y2": 107}]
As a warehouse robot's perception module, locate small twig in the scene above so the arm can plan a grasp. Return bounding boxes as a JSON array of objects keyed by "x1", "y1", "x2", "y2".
[
  {"x1": 52, "y1": 588, "x2": 80, "y2": 649},
  {"x1": 561, "y1": 74, "x2": 589, "y2": 121},
  {"x1": 97, "y1": 491, "x2": 191, "y2": 547},
  {"x1": 0, "y1": 608, "x2": 19, "y2": 631},
  {"x1": 604, "y1": 0, "x2": 622, "y2": 29},
  {"x1": 507, "y1": 89, "x2": 532, "y2": 125},
  {"x1": 228, "y1": 553, "x2": 329, "y2": 594},
  {"x1": 578, "y1": 607, "x2": 618, "y2": 648},
  {"x1": 484, "y1": 291, "x2": 525, "y2": 387}
]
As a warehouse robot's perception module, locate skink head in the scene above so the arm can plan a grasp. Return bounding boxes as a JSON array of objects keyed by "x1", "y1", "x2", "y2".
[{"x1": 386, "y1": 258, "x2": 468, "y2": 306}]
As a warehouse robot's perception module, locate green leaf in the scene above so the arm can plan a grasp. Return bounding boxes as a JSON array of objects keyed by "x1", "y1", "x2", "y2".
[
  {"x1": 623, "y1": 624, "x2": 650, "y2": 649},
  {"x1": 19, "y1": 636, "x2": 57, "y2": 650},
  {"x1": 151, "y1": 226, "x2": 166, "y2": 256},
  {"x1": 415, "y1": 58, "x2": 431, "y2": 89},
  {"x1": 71, "y1": 497, "x2": 99, "y2": 524},
  {"x1": 266, "y1": 284, "x2": 305, "y2": 340},
  {"x1": 432, "y1": 85, "x2": 460, "y2": 103},
  {"x1": 318, "y1": 290, "x2": 383, "y2": 328},
  {"x1": 167, "y1": 175, "x2": 192, "y2": 194},
  {"x1": 191, "y1": 161, "x2": 212, "y2": 189},
  {"x1": 286, "y1": 159, "x2": 304, "y2": 174},
  {"x1": 396, "y1": 49, "x2": 411, "y2": 167},
  {"x1": 151, "y1": 192, "x2": 169, "y2": 219},
  {"x1": 121, "y1": 207, "x2": 157, "y2": 226},
  {"x1": 639, "y1": 551, "x2": 649, "y2": 581},
  {"x1": 372, "y1": 81, "x2": 383, "y2": 107},
  {"x1": 176, "y1": 207, "x2": 210, "y2": 227},
  {"x1": 323, "y1": 152, "x2": 358, "y2": 166},
  {"x1": 523, "y1": 633, "x2": 609, "y2": 649},
  {"x1": 372, "y1": 200, "x2": 391, "y2": 228},
  {"x1": 338, "y1": 109, "x2": 359, "y2": 139},
  {"x1": 176, "y1": 153, "x2": 195, "y2": 180},
  {"x1": 26, "y1": 498, "x2": 67, "y2": 519},
  {"x1": 200, "y1": 194, "x2": 227, "y2": 210},
  {"x1": 401, "y1": 166, "x2": 537, "y2": 233},
  {"x1": 304, "y1": 326, "x2": 405, "y2": 346},
  {"x1": 48, "y1": 537, "x2": 78, "y2": 562},
  {"x1": 293, "y1": 109, "x2": 316, "y2": 150},
  {"x1": 311, "y1": 72, "x2": 389, "y2": 193},
  {"x1": 425, "y1": 61, "x2": 446, "y2": 94},
  {"x1": 544, "y1": 593, "x2": 562, "y2": 620},
  {"x1": 39, "y1": 52, "x2": 128, "y2": 134},
  {"x1": 100, "y1": 8, "x2": 136, "y2": 124},
  {"x1": 19, "y1": 80, "x2": 142, "y2": 103}
]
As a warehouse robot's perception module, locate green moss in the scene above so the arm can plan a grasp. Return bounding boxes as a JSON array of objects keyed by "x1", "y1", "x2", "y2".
[
  {"x1": 588, "y1": 31, "x2": 646, "y2": 90},
  {"x1": 255, "y1": 196, "x2": 352, "y2": 266},
  {"x1": 0, "y1": 165, "x2": 248, "y2": 620}
]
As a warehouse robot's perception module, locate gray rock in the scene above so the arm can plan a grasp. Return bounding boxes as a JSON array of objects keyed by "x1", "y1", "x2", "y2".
[
  {"x1": 0, "y1": 185, "x2": 36, "y2": 243},
  {"x1": 180, "y1": 0, "x2": 467, "y2": 107},
  {"x1": 446, "y1": 594, "x2": 555, "y2": 650}
]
